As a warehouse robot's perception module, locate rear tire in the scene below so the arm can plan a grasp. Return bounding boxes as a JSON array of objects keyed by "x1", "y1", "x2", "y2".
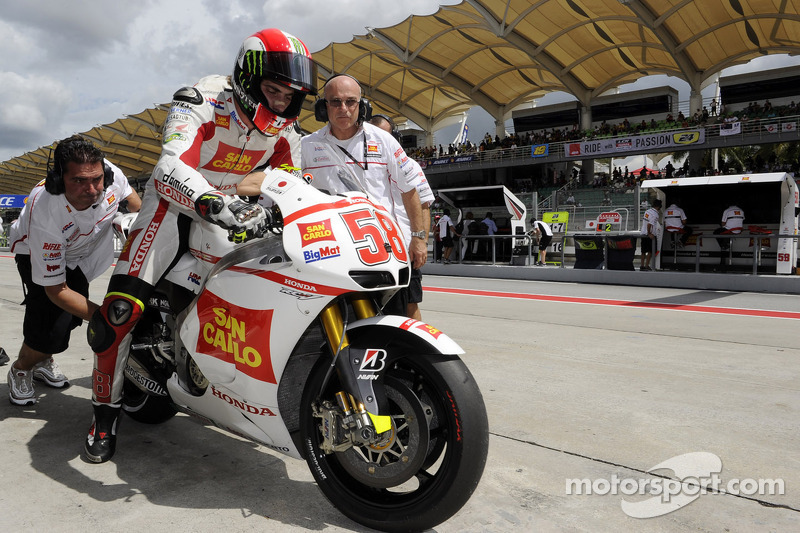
[
  {"x1": 122, "y1": 378, "x2": 177, "y2": 424},
  {"x1": 300, "y1": 354, "x2": 489, "y2": 532}
]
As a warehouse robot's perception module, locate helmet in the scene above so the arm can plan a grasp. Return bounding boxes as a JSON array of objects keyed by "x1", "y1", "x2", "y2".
[{"x1": 232, "y1": 28, "x2": 318, "y2": 136}]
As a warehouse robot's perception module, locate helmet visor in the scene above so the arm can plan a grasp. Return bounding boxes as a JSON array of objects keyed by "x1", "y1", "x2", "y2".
[{"x1": 262, "y1": 51, "x2": 318, "y2": 95}]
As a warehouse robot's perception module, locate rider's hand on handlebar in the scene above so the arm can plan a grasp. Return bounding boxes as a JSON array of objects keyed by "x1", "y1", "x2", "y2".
[{"x1": 195, "y1": 191, "x2": 271, "y2": 243}]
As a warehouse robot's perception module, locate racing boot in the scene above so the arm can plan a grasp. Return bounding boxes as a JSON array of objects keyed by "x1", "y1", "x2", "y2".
[{"x1": 84, "y1": 402, "x2": 122, "y2": 463}]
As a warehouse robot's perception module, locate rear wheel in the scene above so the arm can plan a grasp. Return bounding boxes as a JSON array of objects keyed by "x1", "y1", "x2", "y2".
[
  {"x1": 300, "y1": 354, "x2": 489, "y2": 532},
  {"x1": 122, "y1": 378, "x2": 177, "y2": 424}
]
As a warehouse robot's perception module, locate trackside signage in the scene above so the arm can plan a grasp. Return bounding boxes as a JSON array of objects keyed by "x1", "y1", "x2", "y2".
[
  {"x1": 566, "y1": 130, "x2": 705, "y2": 158},
  {"x1": 0, "y1": 195, "x2": 27, "y2": 208}
]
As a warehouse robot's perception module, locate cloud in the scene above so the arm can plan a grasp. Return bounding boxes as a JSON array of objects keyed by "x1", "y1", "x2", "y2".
[{"x1": 0, "y1": 71, "x2": 72, "y2": 156}]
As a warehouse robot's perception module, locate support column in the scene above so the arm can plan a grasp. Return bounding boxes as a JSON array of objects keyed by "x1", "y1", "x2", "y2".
[
  {"x1": 689, "y1": 90, "x2": 703, "y2": 119},
  {"x1": 579, "y1": 105, "x2": 594, "y2": 185},
  {"x1": 495, "y1": 119, "x2": 505, "y2": 140}
]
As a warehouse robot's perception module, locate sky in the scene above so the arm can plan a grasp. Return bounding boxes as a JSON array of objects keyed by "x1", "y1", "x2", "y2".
[
  {"x1": 1, "y1": 0, "x2": 799, "y2": 163},
  {"x1": 0, "y1": 0, "x2": 459, "y2": 162}
]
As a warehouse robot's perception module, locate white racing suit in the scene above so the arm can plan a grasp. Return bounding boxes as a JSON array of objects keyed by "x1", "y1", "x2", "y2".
[{"x1": 88, "y1": 75, "x2": 302, "y2": 406}]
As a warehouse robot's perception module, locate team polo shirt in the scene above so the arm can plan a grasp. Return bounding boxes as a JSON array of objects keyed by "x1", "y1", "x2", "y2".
[
  {"x1": 721, "y1": 206, "x2": 744, "y2": 233},
  {"x1": 9, "y1": 162, "x2": 133, "y2": 286},
  {"x1": 301, "y1": 123, "x2": 427, "y2": 244}
]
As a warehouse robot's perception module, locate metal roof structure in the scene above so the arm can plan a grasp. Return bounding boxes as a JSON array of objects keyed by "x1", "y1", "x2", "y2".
[{"x1": 2, "y1": 0, "x2": 799, "y2": 194}]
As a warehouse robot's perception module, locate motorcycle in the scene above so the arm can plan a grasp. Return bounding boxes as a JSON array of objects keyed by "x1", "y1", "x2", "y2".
[{"x1": 115, "y1": 166, "x2": 489, "y2": 532}]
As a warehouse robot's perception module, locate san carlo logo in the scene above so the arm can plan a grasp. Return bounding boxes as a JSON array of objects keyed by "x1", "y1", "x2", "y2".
[
  {"x1": 194, "y1": 290, "x2": 276, "y2": 384},
  {"x1": 299, "y1": 219, "x2": 336, "y2": 247}
]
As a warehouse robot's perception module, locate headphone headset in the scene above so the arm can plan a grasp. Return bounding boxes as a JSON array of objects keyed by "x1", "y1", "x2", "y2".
[
  {"x1": 314, "y1": 73, "x2": 373, "y2": 124},
  {"x1": 371, "y1": 113, "x2": 401, "y2": 142},
  {"x1": 45, "y1": 138, "x2": 114, "y2": 195}
]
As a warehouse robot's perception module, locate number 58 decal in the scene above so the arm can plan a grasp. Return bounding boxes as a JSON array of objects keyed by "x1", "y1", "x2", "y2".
[{"x1": 340, "y1": 208, "x2": 408, "y2": 266}]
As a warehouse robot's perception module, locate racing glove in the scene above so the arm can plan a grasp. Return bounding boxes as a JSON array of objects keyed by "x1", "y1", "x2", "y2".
[{"x1": 194, "y1": 191, "x2": 270, "y2": 243}]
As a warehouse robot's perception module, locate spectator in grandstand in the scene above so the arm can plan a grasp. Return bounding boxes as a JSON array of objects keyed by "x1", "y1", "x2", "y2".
[
  {"x1": 437, "y1": 208, "x2": 460, "y2": 264},
  {"x1": 663, "y1": 202, "x2": 693, "y2": 246},
  {"x1": 639, "y1": 198, "x2": 661, "y2": 271},
  {"x1": 5, "y1": 135, "x2": 141, "y2": 406},
  {"x1": 713, "y1": 204, "x2": 745, "y2": 271},
  {"x1": 530, "y1": 218, "x2": 553, "y2": 266},
  {"x1": 711, "y1": 98, "x2": 718, "y2": 116}
]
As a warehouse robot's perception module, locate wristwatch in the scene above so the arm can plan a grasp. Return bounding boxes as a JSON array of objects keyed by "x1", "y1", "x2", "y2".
[{"x1": 410, "y1": 230, "x2": 427, "y2": 239}]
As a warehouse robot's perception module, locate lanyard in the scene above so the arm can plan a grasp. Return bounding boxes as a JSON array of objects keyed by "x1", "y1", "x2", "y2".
[{"x1": 335, "y1": 133, "x2": 369, "y2": 171}]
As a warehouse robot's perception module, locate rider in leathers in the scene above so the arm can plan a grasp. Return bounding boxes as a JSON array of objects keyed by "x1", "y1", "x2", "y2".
[{"x1": 84, "y1": 29, "x2": 318, "y2": 463}]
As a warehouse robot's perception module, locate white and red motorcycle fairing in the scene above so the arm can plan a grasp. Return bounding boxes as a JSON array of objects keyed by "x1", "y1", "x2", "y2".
[{"x1": 121, "y1": 168, "x2": 488, "y2": 533}]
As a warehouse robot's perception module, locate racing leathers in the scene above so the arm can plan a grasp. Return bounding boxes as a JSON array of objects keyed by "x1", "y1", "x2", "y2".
[{"x1": 88, "y1": 75, "x2": 302, "y2": 407}]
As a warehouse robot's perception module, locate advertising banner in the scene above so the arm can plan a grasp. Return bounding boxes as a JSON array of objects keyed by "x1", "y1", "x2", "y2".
[
  {"x1": 0, "y1": 195, "x2": 28, "y2": 209},
  {"x1": 565, "y1": 130, "x2": 705, "y2": 158}
]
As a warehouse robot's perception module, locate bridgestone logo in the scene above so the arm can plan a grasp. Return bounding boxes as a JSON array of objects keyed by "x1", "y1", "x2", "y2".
[{"x1": 124, "y1": 364, "x2": 168, "y2": 396}]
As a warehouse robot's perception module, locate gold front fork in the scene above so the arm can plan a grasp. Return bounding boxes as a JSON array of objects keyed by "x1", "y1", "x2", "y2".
[{"x1": 318, "y1": 295, "x2": 392, "y2": 436}]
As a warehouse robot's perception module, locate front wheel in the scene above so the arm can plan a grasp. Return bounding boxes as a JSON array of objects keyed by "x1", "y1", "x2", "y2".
[{"x1": 300, "y1": 354, "x2": 489, "y2": 532}]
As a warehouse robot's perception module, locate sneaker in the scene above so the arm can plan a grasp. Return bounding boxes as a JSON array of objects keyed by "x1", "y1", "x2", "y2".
[
  {"x1": 8, "y1": 364, "x2": 36, "y2": 406},
  {"x1": 85, "y1": 403, "x2": 122, "y2": 463},
  {"x1": 640, "y1": 266, "x2": 651, "y2": 271},
  {"x1": 0, "y1": 348, "x2": 9, "y2": 366},
  {"x1": 33, "y1": 357, "x2": 69, "y2": 388}
]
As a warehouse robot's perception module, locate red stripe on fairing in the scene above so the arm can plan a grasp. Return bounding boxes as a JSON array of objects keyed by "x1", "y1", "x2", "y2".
[
  {"x1": 423, "y1": 286, "x2": 800, "y2": 320},
  {"x1": 228, "y1": 266, "x2": 347, "y2": 296},
  {"x1": 283, "y1": 197, "x2": 389, "y2": 225}
]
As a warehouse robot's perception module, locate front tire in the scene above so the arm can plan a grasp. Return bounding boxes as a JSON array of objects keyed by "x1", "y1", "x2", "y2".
[{"x1": 300, "y1": 354, "x2": 489, "y2": 532}]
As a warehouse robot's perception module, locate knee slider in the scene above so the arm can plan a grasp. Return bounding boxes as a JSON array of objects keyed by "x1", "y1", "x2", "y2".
[{"x1": 88, "y1": 297, "x2": 142, "y2": 354}]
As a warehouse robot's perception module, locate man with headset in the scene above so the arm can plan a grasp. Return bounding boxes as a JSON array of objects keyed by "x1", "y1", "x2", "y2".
[
  {"x1": 6, "y1": 135, "x2": 141, "y2": 406},
  {"x1": 369, "y1": 113, "x2": 433, "y2": 320},
  {"x1": 301, "y1": 74, "x2": 428, "y2": 317}
]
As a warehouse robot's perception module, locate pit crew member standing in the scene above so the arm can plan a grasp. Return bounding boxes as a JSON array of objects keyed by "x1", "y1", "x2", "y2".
[
  {"x1": 530, "y1": 218, "x2": 553, "y2": 266},
  {"x1": 639, "y1": 198, "x2": 662, "y2": 271},
  {"x1": 368, "y1": 113, "x2": 433, "y2": 320},
  {"x1": 300, "y1": 74, "x2": 427, "y2": 307},
  {"x1": 7, "y1": 136, "x2": 140, "y2": 406},
  {"x1": 83, "y1": 29, "x2": 318, "y2": 463}
]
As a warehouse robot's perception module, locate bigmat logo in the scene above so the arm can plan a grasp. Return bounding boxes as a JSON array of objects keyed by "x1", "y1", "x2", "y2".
[{"x1": 195, "y1": 290, "x2": 276, "y2": 383}]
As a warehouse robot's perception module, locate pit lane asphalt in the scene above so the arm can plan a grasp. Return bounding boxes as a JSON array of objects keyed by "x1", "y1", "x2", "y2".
[{"x1": 1, "y1": 255, "x2": 798, "y2": 532}]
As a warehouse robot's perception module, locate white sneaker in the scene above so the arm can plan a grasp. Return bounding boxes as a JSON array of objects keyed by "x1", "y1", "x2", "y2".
[
  {"x1": 33, "y1": 357, "x2": 69, "y2": 388},
  {"x1": 8, "y1": 365, "x2": 36, "y2": 406}
]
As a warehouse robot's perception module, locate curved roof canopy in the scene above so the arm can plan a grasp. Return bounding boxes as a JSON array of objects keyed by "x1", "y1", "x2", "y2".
[{"x1": 2, "y1": 0, "x2": 799, "y2": 194}]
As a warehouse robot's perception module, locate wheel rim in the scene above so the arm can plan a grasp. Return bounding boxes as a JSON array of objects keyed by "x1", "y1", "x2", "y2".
[
  {"x1": 309, "y1": 357, "x2": 460, "y2": 507},
  {"x1": 336, "y1": 376, "x2": 430, "y2": 488}
]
